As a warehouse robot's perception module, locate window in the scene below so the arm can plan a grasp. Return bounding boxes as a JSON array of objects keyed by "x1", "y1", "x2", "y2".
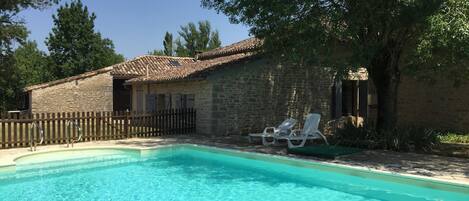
[
  {"x1": 186, "y1": 94, "x2": 195, "y2": 108},
  {"x1": 331, "y1": 80, "x2": 368, "y2": 119},
  {"x1": 178, "y1": 94, "x2": 195, "y2": 109},
  {"x1": 156, "y1": 94, "x2": 166, "y2": 110},
  {"x1": 146, "y1": 94, "x2": 156, "y2": 112},
  {"x1": 164, "y1": 93, "x2": 172, "y2": 109},
  {"x1": 153, "y1": 93, "x2": 195, "y2": 110},
  {"x1": 174, "y1": 94, "x2": 182, "y2": 109}
]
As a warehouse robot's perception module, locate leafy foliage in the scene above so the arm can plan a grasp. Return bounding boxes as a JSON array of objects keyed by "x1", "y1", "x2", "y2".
[
  {"x1": 151, "y1": 21, "x2": 221, "y2": 57},
  {"x1": 202, "y1": 0, "x2": 468, "y2": 74},
  {"x1": 407, "y1": 0, "x2": 469, "y2": 83},
  {"x1": 46, "y1": 0, "x2": 124, "y2": 79},
  {"x1": 14, "y1": 41, "x2": 55, "y2": 86},
  {"x1": 0, "y1": 54, "x2": 21, "y2": 112},
  {"x1": 438, "y1": 133, "x2": 469, "y2": 144},
  {"x1": 163, "y1": 32, "x2": 173, "y2": 56},
  {"x1": 202, "y1": 0, "x2": 469, "y2": 130},
  {"x1": 151, "y1": 32, "x2": 175, "y2": 56},
  {"x1": 175, "y1": 22, "x2": 198, "y2": 57},
  {"x1": 332, "y1": 124, "x2": 441, "y2": 152},
  {"x1": 208, "y1": 30, "x2": 221, "y2": 49},
  {"x1": 174, "y1": 20, "x2": 222, "y2": 57},
  {"x1": 0, "y1": 0, "x2": 58, "y2": 111},
  {"x1": 1, "y1": 0, "x2": 58, "y2": 54}
]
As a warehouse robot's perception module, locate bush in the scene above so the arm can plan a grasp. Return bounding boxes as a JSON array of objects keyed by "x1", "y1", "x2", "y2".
[
  {"x1": 332, "y1": 124, "x2": 441, "y2": 152},
  {"x1": 438, "y1": 133, "x2": 469, "y2": 144}
]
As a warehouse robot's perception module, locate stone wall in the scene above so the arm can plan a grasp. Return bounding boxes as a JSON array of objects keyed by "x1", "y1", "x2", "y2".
[
  {"x1": 30, "y1": 72, "x2": 113, "y2": 113},
  {"x1": 397, "y1": 76, "x2": 469, "y2": 132},
  {"x1": 208, "y1": 58, "x2": 335, "y2": 135},
  {"x1": 131, "y1": 81, "x2": 213, "y2": 134}
]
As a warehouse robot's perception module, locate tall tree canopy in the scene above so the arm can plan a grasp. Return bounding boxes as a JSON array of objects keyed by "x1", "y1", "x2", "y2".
[
  {"x1": 46, "y1": 0, "x2": 123, "y2": 78},
  {"x1": 14, "y1": 41, "x2": 55, "y2": 86},
  {"x1": 163, "y1": 32, "x2": 173, "y2": 56},
  {"x1": 151, "y1": 21, "x2": 222, "y2": 57},
  {"x1": 151, "y1": 32, "x2": 174, "y2": 56},
  {"x1": 175, "y1": 20, "x2": 221, "y2": 57},
  {"x1": 0, "y1": 0, "x2": 58, "y2": 111},
  {"x1": 203, "y1": 0, "x2": 469, "y2": 131}
]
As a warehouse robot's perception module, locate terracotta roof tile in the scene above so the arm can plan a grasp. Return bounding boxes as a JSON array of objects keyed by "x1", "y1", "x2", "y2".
[
  {"x1": 126, "y1": 38, "x2": 262, "y2": 84},
  {"x1": 127, "y1": 52, "x2": 256, "y2": 84},
  {"x1": 111, "y1": 55, "x2": 194, "y2": 78},
  {"x1": 25, "y1": 55, "x2": 195, "y2": 91},
  {"x1": 196, "y1": 37, "x2": 262, "y2": 60}
]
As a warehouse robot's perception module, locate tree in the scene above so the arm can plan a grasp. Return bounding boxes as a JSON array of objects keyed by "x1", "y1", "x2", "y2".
[
  {"x1": 176, "y1": 22, "x2": 198, "y2": 57},
  {"x1": 174, "y1": 20, "x2": 222, "y2": 57},
  {"x1": 14, "y1": 41, "x2": 55, "y2": 86},
  {"x1": 153, "y1": 21, "x2": 222, "y2": 57},
  {"x1": 202, "y1": 0, "x2": 469, "y2": 131},
  {"x1": 174, "y1": 37, "x2": 189, "y2": 57},
  {"x1": 163, "y1": 32, "x2": 173, "y2": 56},
  {"x1": 46, "y1": 0, "x2": 124, "y2": 79},
  {"x1": 0, "y1": 0, "x2": 58, "y2": 111},
  {"x1": 208, "y1": 30, "x2": 221, "y2": 49}
]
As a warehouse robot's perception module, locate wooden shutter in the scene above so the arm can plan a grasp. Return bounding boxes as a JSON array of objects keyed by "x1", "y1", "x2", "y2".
[
  {"x1": 146, "y1": 94, "x2": 156, "y2": 112},
  {"x1": 165, "y1": 94, "x2": 172, "y2": 109},
  {"x1": 187, "y1": 94, "x2": 195, "y2": 108},
  {"x1": 333, "y1": 80, "x2": 342, "y2": 119},
  {"x1": 174, "y1": 94, "x2": 182, "y2": 109}
]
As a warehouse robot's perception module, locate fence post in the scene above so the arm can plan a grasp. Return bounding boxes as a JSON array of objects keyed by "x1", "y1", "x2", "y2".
[
  {"x1": 124, "y1": 111, "x2": 129, "y2": 138},
  {"x1": 193, "y1": 108, "x2": 196, "y2": 134},
  {"x1": 1, "y1": 114, "x2": 5, "y2": 149},
  {"x1": 96, "y1": 112, "x2": 101, "y2": 141}
]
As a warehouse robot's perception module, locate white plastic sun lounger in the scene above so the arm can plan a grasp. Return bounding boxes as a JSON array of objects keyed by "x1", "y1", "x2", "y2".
[
  {"x1": 286, "y1": 113, "x2": 329, "y2": 148},
  {"x1": 248, "y1": 118, "x2": 297, "y2": 145}
]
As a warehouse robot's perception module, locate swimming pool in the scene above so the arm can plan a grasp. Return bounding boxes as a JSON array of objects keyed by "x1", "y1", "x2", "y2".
[{"x1": 0, "y1": 144, "x2": 467, "y2": 201}]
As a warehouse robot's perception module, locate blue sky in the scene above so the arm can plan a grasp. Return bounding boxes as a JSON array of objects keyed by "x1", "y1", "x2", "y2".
[{"x1": 19, "y1": 0, "x2": 250, "y2": 59}]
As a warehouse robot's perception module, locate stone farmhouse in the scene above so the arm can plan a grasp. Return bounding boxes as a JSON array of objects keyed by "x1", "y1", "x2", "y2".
[
  {"x1": 25, "y1": 38, "x2": 469, "y2": 134},
  {"x1": 126, "y1": 38, "x2": 469, "y2": 134},
  {"x1": 126, "y1": 38, "x2": 366, "y2": 135},
  {"x1": 24, "y1": 55, "x2": 194, "y2": 113}
]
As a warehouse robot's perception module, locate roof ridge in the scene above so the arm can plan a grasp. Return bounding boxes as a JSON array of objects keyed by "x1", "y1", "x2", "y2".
[
  {"x1": 196, "y1": 37, "x2": 261, "y2": 60},
  {"x1": 25, "y1": 66, "x2": 113, "y2": 91},
  {"x1": 127, "y1": 52, "x2": 257, "y2": 84},
  {"x1": 135, "y1": 55, "x2": 194, "y2": 60}
]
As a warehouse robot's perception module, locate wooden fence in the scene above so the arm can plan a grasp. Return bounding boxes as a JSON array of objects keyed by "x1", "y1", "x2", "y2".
[{"x1": 0, "y1": 109, "x2": 196, "y2": 149}]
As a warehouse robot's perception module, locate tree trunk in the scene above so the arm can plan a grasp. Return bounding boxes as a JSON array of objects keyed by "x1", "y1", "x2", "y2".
[{"x1": 369, "y1": 43, "x2": 402, "y2": 131}]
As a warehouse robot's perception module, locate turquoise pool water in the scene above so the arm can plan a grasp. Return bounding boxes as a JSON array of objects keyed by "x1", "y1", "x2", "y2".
[{"x1": 0, "y1": 145, "x2": 467, "y2": 201}]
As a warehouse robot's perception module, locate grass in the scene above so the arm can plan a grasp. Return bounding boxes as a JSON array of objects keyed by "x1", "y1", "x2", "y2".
[{"x1": 438, "y1": 133, "x2": 469, "y2": 144}]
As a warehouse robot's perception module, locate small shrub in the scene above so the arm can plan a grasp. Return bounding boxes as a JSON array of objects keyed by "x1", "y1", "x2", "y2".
[
  {"x1": 438, "y1": 133, "x2": 469, "y2": 144},
  {"x1": 331, "y1": 124, "x2": 441, "y2": 152},
  {"x1": 406, "y1": 127, "x2": 441, "y2": 152},
  {"x1": 332, "y1": 123, "x2": 382, "y2": 149}
]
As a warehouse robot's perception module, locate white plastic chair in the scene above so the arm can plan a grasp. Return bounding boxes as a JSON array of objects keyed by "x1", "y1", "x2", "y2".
[
  {"x1": 248, "y1": 118, "x2": 297, "y2": 145},
  {"x1": 286, "y1": 113, "x2": 329, "y2": 148}
]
